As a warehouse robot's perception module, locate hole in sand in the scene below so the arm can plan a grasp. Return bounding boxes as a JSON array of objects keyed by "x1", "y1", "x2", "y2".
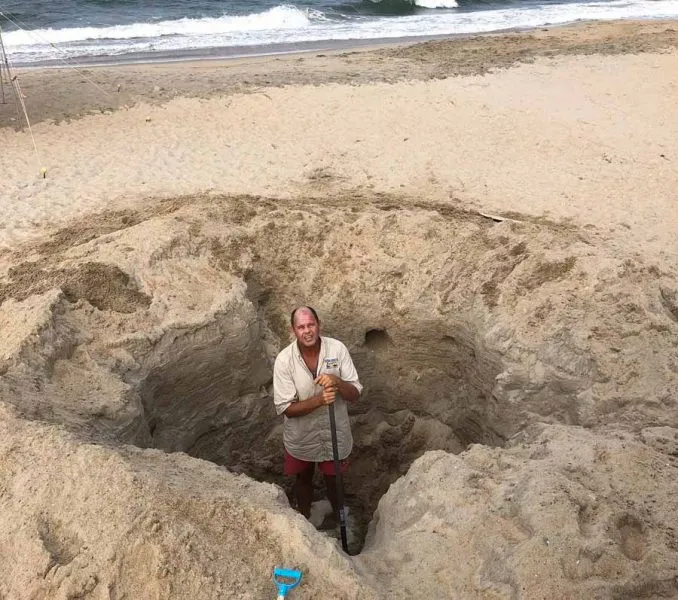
[
  {"x1": 364, "y1": 328, "x2": 391, "y2": 351},
  {"x1": 128, "y1": 290, "x2": 506, "y2": 554},
  {"x1": 0, "y1": 196, "x2": 549, "y2": 556}
]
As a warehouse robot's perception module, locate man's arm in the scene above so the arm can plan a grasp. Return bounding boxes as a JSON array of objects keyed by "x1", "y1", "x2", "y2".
[
  {"x1": 284, "y1": 386, "x2": 336, "y2": 418},
  {"x1": 339, "y1": 379, "x2": 360, "y2": 403}
]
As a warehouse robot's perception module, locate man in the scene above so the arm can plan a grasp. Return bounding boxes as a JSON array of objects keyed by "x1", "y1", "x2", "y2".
[{"x1": 273, "y1": 306, "x2": 362, "y2": 523}]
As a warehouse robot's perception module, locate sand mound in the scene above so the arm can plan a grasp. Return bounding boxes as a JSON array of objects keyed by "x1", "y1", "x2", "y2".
[
  {"x1": 0, "y1": 192, "x2": 676, "y2": 597},
  {"x1": 361, "y1": 424, "x2": 678, "y2": 598},
  {"x1": 0, "y1": 404, "x2": 371, "y2": 599}
]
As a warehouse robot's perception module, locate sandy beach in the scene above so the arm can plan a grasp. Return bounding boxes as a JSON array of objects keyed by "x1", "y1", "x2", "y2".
[
  {"x1": 1, "y1": 19, "x2": 677, "y2": 262},
  {"x1": 1, "y1": 18, "x2": 678, "y2": 599}
]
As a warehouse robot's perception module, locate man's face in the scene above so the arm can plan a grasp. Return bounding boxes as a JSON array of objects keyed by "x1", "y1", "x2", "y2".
[{"x1": 292, "y1": 309, "x2": 320, "y2": 349}]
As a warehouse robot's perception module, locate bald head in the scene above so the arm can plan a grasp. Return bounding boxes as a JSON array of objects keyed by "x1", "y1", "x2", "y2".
[
  {"x1": 290, "y1": 306, "x2": 320, "y2": 327},
  {"x1": 290, "y1": 306, "x2": 321, "y2": 349}
]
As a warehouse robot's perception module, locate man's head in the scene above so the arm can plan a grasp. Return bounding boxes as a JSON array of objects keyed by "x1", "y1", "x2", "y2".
[{"x1": 290, "y1": 306, "x2": 320, "y2": 349}]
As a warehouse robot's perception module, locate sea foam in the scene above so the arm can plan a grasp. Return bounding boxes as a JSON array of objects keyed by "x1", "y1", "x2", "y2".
[
  {"x1": 3, "y1": 0, "x2": 678, "y2": 64},
  {"x1": 2, "y1": 5, "x2": 315, "y2": 47},
  {"x1": 414, "y1": 0, "x2": 459, "y2": 8}
]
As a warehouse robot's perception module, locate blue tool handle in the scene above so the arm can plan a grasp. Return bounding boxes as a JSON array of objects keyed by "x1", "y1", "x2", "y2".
[
  {"x1": 273, "y1": 567, "x2": 302, "y2": 598},
  {"x1": 274, "y1": 568, "x2": 302, "y2": 580}
]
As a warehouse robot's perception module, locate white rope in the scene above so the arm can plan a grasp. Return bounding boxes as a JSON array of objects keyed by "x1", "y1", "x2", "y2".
[
  {"x1": 1, "y1": 29, "x2": 44, "y2": 177},
  {"x1": 0, "y1": 10, "x2": 116, "y2": 102},
  {"x1": 0, "y1": 6, "x2": 129, "y2": 179}
]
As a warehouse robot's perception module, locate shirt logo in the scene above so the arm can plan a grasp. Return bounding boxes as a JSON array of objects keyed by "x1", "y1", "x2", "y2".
[{"x1": 324, "y1": 357, "x2": 339, "y2": 370}]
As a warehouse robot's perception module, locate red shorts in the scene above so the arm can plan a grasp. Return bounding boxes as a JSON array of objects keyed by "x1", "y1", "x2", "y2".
[{"x1": 284, "y1": 449, "x2": 349, "y2": 476}]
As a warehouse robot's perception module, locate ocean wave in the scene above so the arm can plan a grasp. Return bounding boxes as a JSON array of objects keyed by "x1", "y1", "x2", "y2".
[
  {"x1": 414, "y1": 0, "x2": 459, "y2": 8},
  {"x1": 358, "y1": 0, "x2": 458, "y2": 15},
  {"x1": 4, "y1": 0, "x2": 678, "y2": 64},
  {"x1": 1, "y1": 5, "x2": 321, "y2": 47}
]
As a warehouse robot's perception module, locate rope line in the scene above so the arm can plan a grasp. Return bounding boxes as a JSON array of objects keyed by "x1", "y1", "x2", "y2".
[
  {"x1": 0, "y1": 26, "x2": 44, "y2": 176},
  {"x1": 0, "y1": 6, "x2": 126, "y2": 179},
  {"x1": 0, "y1": 10, "x2": 116, "y2": 101},
  {"x1": 13, "y1": 76, "x2": 43, "y2": 176}
]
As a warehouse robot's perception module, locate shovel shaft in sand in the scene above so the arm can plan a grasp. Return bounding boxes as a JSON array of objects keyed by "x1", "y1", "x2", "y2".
[{"x1": 328, "y1": 403, "x2": 349, "y2": 553}]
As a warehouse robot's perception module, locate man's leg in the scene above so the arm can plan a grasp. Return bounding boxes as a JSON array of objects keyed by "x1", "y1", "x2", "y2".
[{"x1": 295, "y1": 463, "x2": 315, "y2": 518}]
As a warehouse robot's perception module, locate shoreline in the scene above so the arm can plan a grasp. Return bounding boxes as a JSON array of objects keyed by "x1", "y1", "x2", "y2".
[
  {"x1": 10, "y1": 16, "x2": 678, "y2": 70},
  {"x1": 2, "y1": 18, "x2": 677, "y2": 129},
  {"x1": 13, "y1": 33, "x2": 455, "y2": 70}
]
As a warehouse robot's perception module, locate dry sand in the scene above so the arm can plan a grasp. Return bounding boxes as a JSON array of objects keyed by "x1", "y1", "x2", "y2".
[
  {"x1": 1, "y1": 18, "x2": 678, "y2": 600},
  {"x1": 1, "y1": 20, "x2": 677, "y2": 262}
]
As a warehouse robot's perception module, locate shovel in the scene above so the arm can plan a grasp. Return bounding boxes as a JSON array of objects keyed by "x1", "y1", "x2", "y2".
[
  {"x1": 328, "y1": 403, "x2": 350, "y2": 554},
  {"x1": 273, "y1": 567, "x2": 302, "y2": 599}
]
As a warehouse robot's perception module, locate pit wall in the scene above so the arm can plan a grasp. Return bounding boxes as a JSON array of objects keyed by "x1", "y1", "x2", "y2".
[{"x1": 0, "y1": 194, "x2": 676, "y2": 469}]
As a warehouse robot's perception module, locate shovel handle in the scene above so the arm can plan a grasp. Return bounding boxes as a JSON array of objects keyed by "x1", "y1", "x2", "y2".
[
  {"x1": 273, "y1": 566, "x2": 302, "y2": 599},
  {"x1": 328, "y1": 404, "x2": 349, "y2": 553}
]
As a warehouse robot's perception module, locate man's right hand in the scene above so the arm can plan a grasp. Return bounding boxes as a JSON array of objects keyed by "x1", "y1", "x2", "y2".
[{"x1": 320, "y1": 385, "x2": 336, "y2": 406}]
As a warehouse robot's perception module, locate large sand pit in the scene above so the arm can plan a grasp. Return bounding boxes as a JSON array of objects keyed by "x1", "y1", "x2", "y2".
[
  {"x1": 1, "y1": 190, "x2": 677, "y2": 597},
  {"x1": 1, "y1": 19, "x2": 678, "y2": 600}
]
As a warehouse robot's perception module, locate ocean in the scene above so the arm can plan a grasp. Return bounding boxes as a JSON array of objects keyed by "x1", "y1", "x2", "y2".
[{"x1": 1, "y1": 0, "x2": 677, "y2": 65}]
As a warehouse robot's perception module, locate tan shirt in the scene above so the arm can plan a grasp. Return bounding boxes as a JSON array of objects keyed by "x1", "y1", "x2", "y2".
[{"x1": 273, "y1": 336, "x2": 363, "y2": 462}]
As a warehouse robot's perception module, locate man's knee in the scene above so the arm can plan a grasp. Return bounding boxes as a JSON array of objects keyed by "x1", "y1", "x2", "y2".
[{"x1": 297, "y1": 464, "x2": 315, "y2": 482}]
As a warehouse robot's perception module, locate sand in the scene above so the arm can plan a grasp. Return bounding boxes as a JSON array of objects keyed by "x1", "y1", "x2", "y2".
[
  {"x1": 1, "y1": 18, "x2": 678, "y2": 600},
  {"x1": 1, "y1": 20, "x2": 677, "y2": 262}
]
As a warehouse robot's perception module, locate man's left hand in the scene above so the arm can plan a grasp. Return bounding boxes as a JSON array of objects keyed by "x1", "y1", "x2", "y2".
[{"x1": 315, "y1": 374, "x2": 341, "y2": 391}]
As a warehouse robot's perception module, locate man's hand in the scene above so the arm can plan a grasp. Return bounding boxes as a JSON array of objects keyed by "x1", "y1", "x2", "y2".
[
  {"x1": 320, "y1": 385, "x2": 336, "y2": 406},
  {"x1": 284, "y1": 388, "x2": 334, "y2": 417},
  {"x1": 315, "y1": 373, "x2": 341, "y2": 391},
  {"x1": 315, "y1": 373, "x2": 360, "y2": 404}
]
